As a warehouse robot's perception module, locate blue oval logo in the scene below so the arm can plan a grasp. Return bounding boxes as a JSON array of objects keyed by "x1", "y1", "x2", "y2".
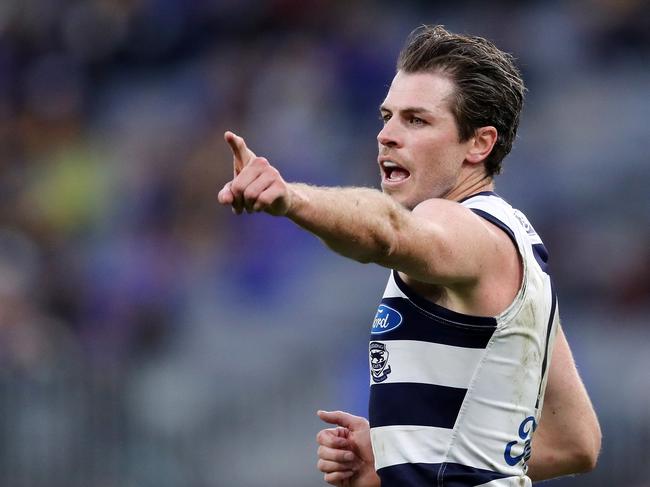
[{"x1": 371, "y1": 304, "x2": 403, "y2": 334}]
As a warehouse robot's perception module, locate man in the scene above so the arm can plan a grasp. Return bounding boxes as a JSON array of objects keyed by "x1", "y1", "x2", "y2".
[{"x1": 217, "y1": 25, "x2": 601, "y2": 486}]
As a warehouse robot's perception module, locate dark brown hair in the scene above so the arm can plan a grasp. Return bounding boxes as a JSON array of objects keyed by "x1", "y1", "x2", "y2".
[{"x1": 397, "y1": 25, "x2": 525, "y2": 176}]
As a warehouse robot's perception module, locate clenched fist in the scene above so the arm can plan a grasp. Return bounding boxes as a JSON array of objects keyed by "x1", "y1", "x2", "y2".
[{"x1": 218, "y1": 131, "x2": 293, "y2": 216}]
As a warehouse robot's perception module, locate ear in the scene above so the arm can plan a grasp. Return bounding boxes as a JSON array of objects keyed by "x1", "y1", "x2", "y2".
[{"x1": 465, "y1": 126, "x2": 498, "y2": 164}]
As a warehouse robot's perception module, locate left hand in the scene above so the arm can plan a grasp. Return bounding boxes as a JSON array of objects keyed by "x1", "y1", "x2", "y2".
[
  {"x1": 217, "y1": 131, "x2": 293, "y2": 216},
  {"x1": 316, "y1": 410, "x2": 380, "y2": 487}
]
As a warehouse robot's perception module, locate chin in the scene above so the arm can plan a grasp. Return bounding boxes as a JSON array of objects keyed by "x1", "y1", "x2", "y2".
[
  {"x1": 382, "y1": 185, "x2": 418, "y2": 209},
  {"x1": 393, "y1": 194, "x2": 417, "y2": 210}
]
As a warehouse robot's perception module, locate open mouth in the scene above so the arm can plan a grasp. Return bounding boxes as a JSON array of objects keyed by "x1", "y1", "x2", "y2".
[{"x1": 381, "y1": 160, "x2": 411, "y2": 183}]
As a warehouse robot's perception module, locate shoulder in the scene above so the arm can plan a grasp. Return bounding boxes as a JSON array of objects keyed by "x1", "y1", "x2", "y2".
[
  {"x1": 392, "y1": 195, "x2": 519, "y2": 288},
  {"x1": 411, "y1": 197, "x2": 486, "y2": 228},
  {"x1": 410, "y1": 197, "x2": 508, "y2": 245},
  {"x1": 403, "y1": 195, "x2": 522, "y2": 311}
]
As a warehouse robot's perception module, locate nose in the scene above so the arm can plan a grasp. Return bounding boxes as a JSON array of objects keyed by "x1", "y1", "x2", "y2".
[{"x1": 377, "y1": 119, "x2": 401, "y2": 148}]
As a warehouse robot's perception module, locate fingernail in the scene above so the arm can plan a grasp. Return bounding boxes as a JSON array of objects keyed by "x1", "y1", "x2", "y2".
[{"x1": 344, "y1": 452, "x2": 354, "y2": 461}]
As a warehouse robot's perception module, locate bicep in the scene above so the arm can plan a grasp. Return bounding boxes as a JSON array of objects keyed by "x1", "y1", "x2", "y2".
[{"x1": 381, "y1": 199, "x2": 511, "y2": 286}]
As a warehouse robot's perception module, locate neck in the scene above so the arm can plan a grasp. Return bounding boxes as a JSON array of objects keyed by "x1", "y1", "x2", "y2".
[{"x1": 443, "y1": 169, "x2": 494, "y2": 202}]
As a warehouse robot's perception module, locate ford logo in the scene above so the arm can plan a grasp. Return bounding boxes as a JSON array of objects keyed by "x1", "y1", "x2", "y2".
[{"x1": 371, "y1": 304, "x2": 403, "y2": 334}]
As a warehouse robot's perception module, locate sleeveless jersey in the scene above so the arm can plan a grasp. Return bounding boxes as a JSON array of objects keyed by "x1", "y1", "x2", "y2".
[{"x1": 368, "y1": 191, "x2": 559, "y2": 487}]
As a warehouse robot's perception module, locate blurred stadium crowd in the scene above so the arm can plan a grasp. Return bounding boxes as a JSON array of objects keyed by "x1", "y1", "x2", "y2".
[{"x1": 0, "y1": 0, "x2": 648, "y2": 486}]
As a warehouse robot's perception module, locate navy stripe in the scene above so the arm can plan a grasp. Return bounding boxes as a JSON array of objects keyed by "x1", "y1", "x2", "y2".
[
  {"x1": 377, "y1": 462, "x2": 439, "y2": 487},
  {"x1": 533, "y1": 243, "x2": 550, "y2": 274},
  {"x1": 393, "y1": 272, "x2": 498, "y2": 328},
  {"x1": 457, "y1": 190, "x2": 501, "y2": 203},
  {"x1": 369, "y1": 382, "x2": 466, "y2": 428},
  {"x1": 470, "y1": 206, "x2": 551, "y2": 277},
  {"x1": 536, "y1": 280, "x2": 557, "y2": 409},
  {"x1": 378, "y1": 462, "x2": 511, "y2": 487},
  {"x1": 374, "y1": 297, "x2": 496, "y2": 348},
  {"x1": 470, "y1": 208, "x2": 517, "y2": 246}
]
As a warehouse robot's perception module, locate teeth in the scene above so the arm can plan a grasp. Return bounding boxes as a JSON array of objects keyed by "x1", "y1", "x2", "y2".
[{"x1": 382, "y1": 161, "x2": 399, "y2": 168}]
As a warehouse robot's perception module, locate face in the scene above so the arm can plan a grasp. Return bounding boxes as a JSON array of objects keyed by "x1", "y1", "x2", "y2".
[{"x1": 378, "y1": 71, "x2": 474, "y2": 209}]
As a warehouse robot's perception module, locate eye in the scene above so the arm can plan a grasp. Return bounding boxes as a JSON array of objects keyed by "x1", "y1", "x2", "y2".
[
  {"x1": 380, "y1": 113, "x2": 391, "y2": 124},
  {"x1": 409, "y1": 116, "x2": 426, "y2": 126}
]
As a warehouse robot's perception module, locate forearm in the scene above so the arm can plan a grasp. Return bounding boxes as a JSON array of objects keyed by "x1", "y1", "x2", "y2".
[
  {"x1": 527, "y1": 402, "x2": 600, "y2": 481},
  {"x1": 287, "y1": 183, "x2": 407, "y2": 265},
  {"x1": 528, "y1": 432, "x2": 592, "y2": 481},
  {"x1": 219, "y1": 143, "x2": 486, "y2": 284}
]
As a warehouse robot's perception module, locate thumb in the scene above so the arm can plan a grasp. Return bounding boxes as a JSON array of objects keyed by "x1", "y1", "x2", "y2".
[{"x1": 317, "y1": 410, "x2": 364, "y2": 430}]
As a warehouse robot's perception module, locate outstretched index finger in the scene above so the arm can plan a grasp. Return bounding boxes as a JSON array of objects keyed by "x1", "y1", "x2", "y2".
[{"x1": 224, "y1": 131, "x2": 255, "y2": 176}]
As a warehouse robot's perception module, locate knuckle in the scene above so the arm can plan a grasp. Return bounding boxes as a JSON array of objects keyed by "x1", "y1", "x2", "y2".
[
  {"x1": 257, "y1": 193, "x2": 273, "y2": 206},
  {"x1": 243, "y1": 186, "x2": 257, "y2": 200},
  {"x1": 324, "y1": 472, "x2": 339, "y2": 484},
  {"x1": 317, "y1": 429, "x2": 333, "y2": 443}
]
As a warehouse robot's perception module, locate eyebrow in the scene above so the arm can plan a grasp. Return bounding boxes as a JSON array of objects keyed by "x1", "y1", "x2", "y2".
[{"x1": 379, "y1": 105, "x2": 436, "y2": 117}]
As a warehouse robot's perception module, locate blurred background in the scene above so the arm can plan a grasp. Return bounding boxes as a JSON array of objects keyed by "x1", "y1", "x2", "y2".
[{"x1": 0, "y1": 0, "x2": 648, "y2": 485}]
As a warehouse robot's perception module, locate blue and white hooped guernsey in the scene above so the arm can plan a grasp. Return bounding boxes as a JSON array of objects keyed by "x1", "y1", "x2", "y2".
[{"x1": 368, "y1": 191, "x2": 559, "y2": 487}]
